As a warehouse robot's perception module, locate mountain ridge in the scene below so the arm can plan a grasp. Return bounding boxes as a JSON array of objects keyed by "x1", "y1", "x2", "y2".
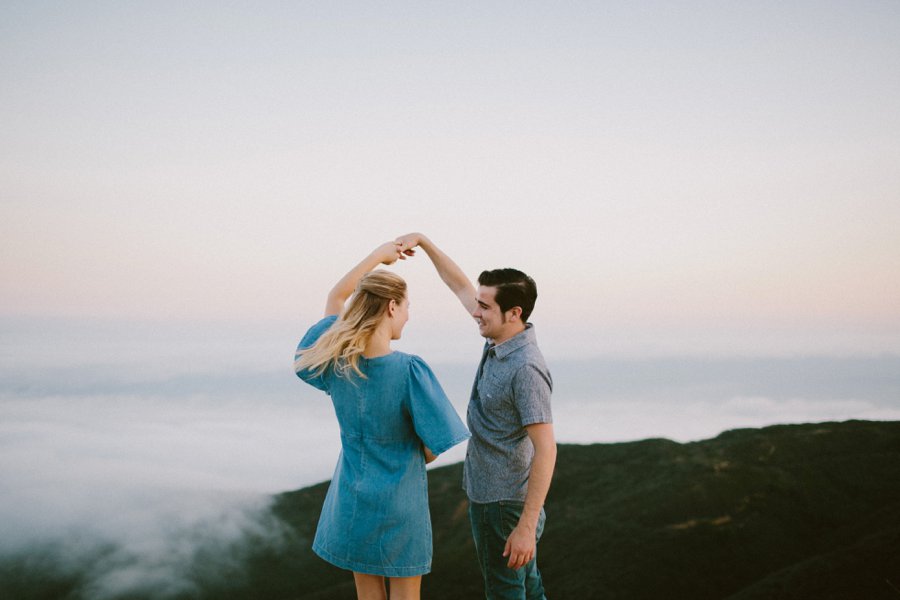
[
  {"x1": 3, "y1": 420, "x2": 898, "y2": 599},
  {"x1": 266, "y1": 420, "x2": 900, "y2": 599}
]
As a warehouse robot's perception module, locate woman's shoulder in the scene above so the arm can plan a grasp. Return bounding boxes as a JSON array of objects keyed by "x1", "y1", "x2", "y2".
[
  {"x1": 364, "y1": 353, "x2": 440, "y2": 385},
  {"x1": 375, "y1": 351, "x2": 431, "y2": 371},
  {"x1": 389, "y1": 351, "x2": 423, "y2": 363},
  {"x1": 399, "y1": 353, "x2": 439, "y2": 378}
]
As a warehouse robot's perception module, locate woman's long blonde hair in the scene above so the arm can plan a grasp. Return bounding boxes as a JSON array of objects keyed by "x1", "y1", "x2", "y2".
[{"x1": 295, "y1": 270, "x2": 407, "y2": 379}]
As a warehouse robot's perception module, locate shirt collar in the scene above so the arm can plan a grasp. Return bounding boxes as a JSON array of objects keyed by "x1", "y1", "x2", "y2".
[{"x1": 490, "y1": 323, "x2": 535, "y2": 360}]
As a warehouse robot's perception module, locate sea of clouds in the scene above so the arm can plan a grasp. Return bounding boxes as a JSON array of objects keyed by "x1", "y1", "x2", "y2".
[{"x1": 2, "y1": 319, "x2": 899, "y2": 598}]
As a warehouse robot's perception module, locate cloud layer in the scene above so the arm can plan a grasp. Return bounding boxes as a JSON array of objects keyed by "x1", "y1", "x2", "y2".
[{"x1": 1, "y1": 353, "x2": 898, "y2": 597}]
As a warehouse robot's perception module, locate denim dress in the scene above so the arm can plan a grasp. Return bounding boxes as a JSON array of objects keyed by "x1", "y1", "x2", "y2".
[{"x1": 295, "y1": 316, "x2": 470, "y2": 577}]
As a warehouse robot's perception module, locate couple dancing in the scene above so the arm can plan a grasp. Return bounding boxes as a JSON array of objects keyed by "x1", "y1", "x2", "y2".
[{"x1": 294, "y1": 233, "x2": 556, "y2": 600}]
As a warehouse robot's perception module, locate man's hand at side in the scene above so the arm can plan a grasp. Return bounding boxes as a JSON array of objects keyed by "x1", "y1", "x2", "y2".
[{"x1": 503, "y1": 522, "x2": 537, "y2": 569}]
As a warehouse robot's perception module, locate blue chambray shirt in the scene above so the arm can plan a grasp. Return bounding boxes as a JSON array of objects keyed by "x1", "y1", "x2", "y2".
[
  {"x1": 295, "y1": 316, "x2": 470, "y2": 577},
  {"x1": 463, "y1": 323, "x2": 553, "y2": 503}
]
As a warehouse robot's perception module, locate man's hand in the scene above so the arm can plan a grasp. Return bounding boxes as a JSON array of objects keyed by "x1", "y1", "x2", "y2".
[
  {"x1": 394, "y1": 232, "x2": 423, "y2": 258},
  {"x1": 502, "y1": 523, "x2": 536, "y2": 569}
]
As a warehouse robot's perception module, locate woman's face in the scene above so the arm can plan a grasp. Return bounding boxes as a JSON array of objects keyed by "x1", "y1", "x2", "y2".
[{"x1": 390, "y1": 295, "x2": 410, "y2": 340}]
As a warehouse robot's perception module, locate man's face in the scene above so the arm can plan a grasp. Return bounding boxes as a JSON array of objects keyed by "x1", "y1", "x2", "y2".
[{"x1": 472, "y1": 285, "x2": 516, "y2": 342}]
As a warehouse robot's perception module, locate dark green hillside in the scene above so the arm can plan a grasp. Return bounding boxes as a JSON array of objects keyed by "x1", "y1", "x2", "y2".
[
  {"x1": 535, "y1": 421, "x2": 900, "y2": 599},
  {"x1": 258, "y1": 420, "x2": 900, "y2": 600},
  {"x1": 2, "y1": 420, "x2": 898, "y2": 599}
]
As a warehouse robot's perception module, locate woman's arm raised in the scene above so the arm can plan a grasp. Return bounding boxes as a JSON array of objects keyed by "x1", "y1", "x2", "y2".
[{"x1": 324, "y1": 241, "x2": 405, "y2": 316}]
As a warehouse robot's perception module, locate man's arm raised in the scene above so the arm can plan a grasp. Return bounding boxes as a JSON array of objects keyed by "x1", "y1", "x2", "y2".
[{"x1": 395, "y1": 232, "x2": 478, "y2": 315}]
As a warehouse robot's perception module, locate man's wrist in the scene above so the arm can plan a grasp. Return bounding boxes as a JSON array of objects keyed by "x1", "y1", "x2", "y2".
[
  {"x1": 516, "y1": 522, "x2": 536, "y2": 534},
  {"x1": 416, "y1": 234, "x2": 432, "y2": 251},
  {"x1": 517, "y1": 510, "x2": 540, "y2": 533}
]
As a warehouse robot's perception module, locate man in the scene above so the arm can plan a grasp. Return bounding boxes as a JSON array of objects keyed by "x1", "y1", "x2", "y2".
[{"x1": 395, "y1": 232, "x2": 556, "y2": 600}]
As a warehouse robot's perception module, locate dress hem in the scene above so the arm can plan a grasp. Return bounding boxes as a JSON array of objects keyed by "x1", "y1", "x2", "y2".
[{"x1": 313, "y1": 544, "x2": 432, "y2": 577}]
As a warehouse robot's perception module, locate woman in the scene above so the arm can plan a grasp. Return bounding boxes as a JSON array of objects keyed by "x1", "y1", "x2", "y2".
[{"x1": 294, "y1": 241, "x2": 470, "y2": 600}]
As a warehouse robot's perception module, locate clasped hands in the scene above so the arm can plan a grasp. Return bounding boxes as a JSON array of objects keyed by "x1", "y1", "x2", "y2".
[{"x1": 374, "y1": 234, "x2": 421, "y2": 265}]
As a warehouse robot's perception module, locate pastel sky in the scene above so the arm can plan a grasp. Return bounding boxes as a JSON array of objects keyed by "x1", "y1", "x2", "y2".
[{"x1": 2, "y1": 1, "x2": 899, "y2": 358}]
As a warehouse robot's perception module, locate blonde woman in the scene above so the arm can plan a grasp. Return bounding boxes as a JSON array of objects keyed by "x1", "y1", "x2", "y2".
[{"x1": 294, "y1": 241, "x2": 470, "y2": 600}]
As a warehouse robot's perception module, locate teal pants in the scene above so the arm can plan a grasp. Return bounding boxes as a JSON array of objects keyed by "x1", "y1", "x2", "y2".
[{"x1": 469, "y1": 500, "x2": 547, "y2": 600}]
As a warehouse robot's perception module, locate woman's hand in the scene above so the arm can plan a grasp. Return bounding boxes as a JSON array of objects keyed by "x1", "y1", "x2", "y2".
[
  {"x1": 323, "y1": 241, "x2": 410, "y2": 315},
  {"x1": 373, "y1": 241, "x2": 405, "y2": 265}
]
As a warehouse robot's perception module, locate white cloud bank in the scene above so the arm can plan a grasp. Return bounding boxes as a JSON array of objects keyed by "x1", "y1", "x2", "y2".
[{"x1": 1, "y1": 353, "x2": 898, "y2": 597}]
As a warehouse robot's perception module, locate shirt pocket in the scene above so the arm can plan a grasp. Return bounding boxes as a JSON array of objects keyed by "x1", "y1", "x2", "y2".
[{"x1": 478, "y1": 370, "x2": 510, "y2": 407}]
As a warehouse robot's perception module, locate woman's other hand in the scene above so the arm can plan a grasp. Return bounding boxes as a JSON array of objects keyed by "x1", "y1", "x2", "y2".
[{"x1": 374, "y1": 241, "x2": 405, "y2": 265}]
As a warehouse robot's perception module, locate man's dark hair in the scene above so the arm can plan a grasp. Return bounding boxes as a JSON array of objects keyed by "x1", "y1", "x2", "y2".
[{"x1": 477, "y1": 268, "x2": 538, "y2": 322}]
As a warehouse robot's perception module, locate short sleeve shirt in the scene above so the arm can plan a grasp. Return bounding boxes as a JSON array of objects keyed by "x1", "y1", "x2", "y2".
[{"x1": 463, "y1": 324, "x2": 553, "y2": 503}]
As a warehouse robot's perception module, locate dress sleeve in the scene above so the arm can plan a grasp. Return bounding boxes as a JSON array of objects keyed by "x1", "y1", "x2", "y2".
[
  {"x1": 294, "y1": 315, "x2": 339, "y2": 392},
  {"x1": 407, "y1": 356, "x2": 470, "y2": 455}
]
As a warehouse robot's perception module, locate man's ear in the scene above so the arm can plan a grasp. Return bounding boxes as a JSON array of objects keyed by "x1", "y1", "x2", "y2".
[{"x1": 507, "y1": 306, "x2": 523, "y2": 322}]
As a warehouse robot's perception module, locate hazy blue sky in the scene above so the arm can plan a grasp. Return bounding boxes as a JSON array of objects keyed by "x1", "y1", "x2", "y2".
[{"x1": 2, "y1": 1, "x2": 899, "y2": 358}]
